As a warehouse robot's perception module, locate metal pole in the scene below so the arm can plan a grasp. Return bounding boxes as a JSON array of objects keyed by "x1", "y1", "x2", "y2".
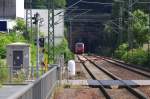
[
  {"x1": 26, "y1": 9, "x2": 28, "y2": 39},
  {"x1": 148, "y1": 41, "x2": 150, "y2": 57},
  {"x1": 3, "y1": 0, "x2": 5, "y2": 18},
  {"x1": 131, "y1": 0, "x2": 134, "y2": 56},
  {"x1": 69, "y1": 20, "x2": 72, "y2": 50},
  {"x1": 48, "y1": 10, "x2": 50, "y2": 64},
  {"x1": 48, "y1": 0, "x2": 51, "y2": 64},
  {"x1": 128, "y1": 0, "x2": 132, "y2": 49},
  {"x1": 25, "y1": 0, "x2": 32, "y2": 43},
  {"x1": 128, "y1": 0, "x2": 134, "y2": 59},
  {"x1": 148, "y1": 7, "x2": 150, "y2": 58},
  {"x1": 52, "y1": 0, "x2": 55, "y2": 61},
  {"x1": 35, "y1": 13, "x2": 40, "y2": 79},
  {"x1": 48, "y1": 0, "x2": 55, "y2": 63},
  {"x1": 119, "y1": 2, "x2": 123, "y2": 44}
]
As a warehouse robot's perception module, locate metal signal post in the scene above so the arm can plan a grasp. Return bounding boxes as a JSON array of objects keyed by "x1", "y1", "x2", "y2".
[{"x1": 32, "y1": 12, "x2": 40, "y2": 78}]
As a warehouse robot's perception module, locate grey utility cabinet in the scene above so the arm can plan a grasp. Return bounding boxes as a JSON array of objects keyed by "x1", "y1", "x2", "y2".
[{"x1": 6, "y1": 42, "x2": 30, "y2": 75}]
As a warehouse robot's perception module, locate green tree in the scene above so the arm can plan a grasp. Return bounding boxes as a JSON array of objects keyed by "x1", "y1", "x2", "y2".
[
  {"x1": 132, "y1": 10, "x2": 149, "y2": 47},
  {"x1": 114, "y1": 43, "x2": 128, "y2": 59},
  {"x1": 13, "y1": 18, "x2": 26, "y2": 32},
  {"x1": 54, "y1": 0, "x2": 66, "y2": 8},
  {"x1": 30, "y1": 0, "x2": 66, "y2": 8},
  {"x1": 122, "y1": 48, "x2": 148, "y2": 66},
  {"x1": 0, "y1": 33, "x2": 26, "y2": 59}
]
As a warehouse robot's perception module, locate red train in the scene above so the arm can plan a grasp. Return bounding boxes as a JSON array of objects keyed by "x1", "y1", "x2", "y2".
[{"x1": 75, "y1": 42, "x2": 84, "y2": 54}]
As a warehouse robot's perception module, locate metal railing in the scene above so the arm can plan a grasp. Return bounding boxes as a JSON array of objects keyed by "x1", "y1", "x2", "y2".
[{"x1": 7, "y1": 65, "x2": 60, "y2": 99}]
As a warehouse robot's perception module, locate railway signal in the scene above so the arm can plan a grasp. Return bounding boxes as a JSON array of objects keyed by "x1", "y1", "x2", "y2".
[
  {"x1": 32, "y1": 13, "x2": 39, "y2": 24},
  {"x1": 39, "y1": 37, "x2": 44, "y2": 47},
  {"x1": 32, "y1": 12, "x2": 43, "y2": 79},
  {"x1": 34, "y1": 37, "x2": 45, "y2": 48}
]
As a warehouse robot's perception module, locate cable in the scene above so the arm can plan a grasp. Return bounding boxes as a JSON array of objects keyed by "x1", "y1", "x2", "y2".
[
  {"x1": 129, "y1": 0, "x2": 139, "y2": 8},
  {"x1": 81, "y1": 0, "x2": 113, "y2": 5},
  {"x1": 67, "y1": 0, "x2": 83, "y2": 9},
  {"x1": 55, "y1": 9, "x2": 92, "y2": 24},
  {"x1": 70, "y1": 10, "x2": 92, "y2": 19},
  {"x1": 54, "y1": 0, "x2": 82, "y2": 17},
  {"x1": 138, "y1": 2, "x2": 150, "y2": 3}
]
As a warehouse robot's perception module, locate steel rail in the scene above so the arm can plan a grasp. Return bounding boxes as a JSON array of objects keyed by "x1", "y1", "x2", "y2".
[
  {"x1": 105, "y1": 57, "x2": 150, "y2": 73},
  {"x1": 77, "y1": 55, "x2": 112, "y2": 99},
  {"x1": 83, "y1": 55, "x2": 148, "y2": 99},
  {"x1": 96, "y1": 56, "x2": 150, "y2": 78}
]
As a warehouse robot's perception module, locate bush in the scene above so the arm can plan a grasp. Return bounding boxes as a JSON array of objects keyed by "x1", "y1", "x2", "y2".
[
  {"x1": 0, "y1": 60, "x2": 9, "y2": 83},
  {"x1": 13, "y1": 18, "x2": 26, "y2": 32},
  {"x1": 31, "y1": 44, "x2": 36, "y2": 66},
  {"x1": 0, "y1": 33, "x2": 26, "y2": 59},
  {"x1": 122, "y1": 49, "x2": 148, "y2": 66},
  {"x1": 55, "y1": 38, "x2": 74, "y2": 62},
  {"x1": 114, "y1": 43, "x2": 128, "y2": 58},
  {"x1": 13, "y1": 69, "x2": 26, "y2": 83},
  {"x1": 0, "y1": 67, "x2": 8, "y2": 83}
]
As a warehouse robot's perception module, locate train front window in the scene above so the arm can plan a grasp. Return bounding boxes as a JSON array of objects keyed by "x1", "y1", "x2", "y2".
[{"x1": 77, "y1": 44, "x2": 83, "y2": 47}]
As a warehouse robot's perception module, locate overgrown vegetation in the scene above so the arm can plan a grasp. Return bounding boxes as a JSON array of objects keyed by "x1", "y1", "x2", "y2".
[
  {"x1": 113, "y1": 9, "x2": 150, "y2": 67},
  {"x1": 115, "y1": 44, "x2": 149, "y2": 66},
  {"x1": 122, "y1": 49, "x2": 148, "y2": 66},
  {"x1": 55, "y1": 38, "x2": 74, "y2": 62},
  {"x1": 0, "y1": 14, "x2": 73, "y2": 84},
  {"x1": 114, "y1": 43, "x2": 128, "y2": 59},
  {"x1": 26, "y1": 0, "x2": 66, "y2": 9},
  {"x1": 132, "y1": 10, "x2": 149, "y2": 47},
  {"x1": 0, "y1": 33, "x2": 26, "y2": 58},
  {"x1": 0, "y1": 60, "x2": 9, "y2": 83},
  {"x1": 12, "y1": 69, "x2": 26, "y2": 83}
]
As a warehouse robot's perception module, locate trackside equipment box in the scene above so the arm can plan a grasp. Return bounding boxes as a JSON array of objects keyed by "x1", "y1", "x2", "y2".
[{"x1": 6, "y1": 42, "x2": 30, "y2": 76}]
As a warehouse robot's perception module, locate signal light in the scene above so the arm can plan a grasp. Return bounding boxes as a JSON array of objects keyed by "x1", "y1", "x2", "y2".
[
  {"x1": 39, "y1": 37, "x2": 44, "y2": 47},
  {"x1": 32, "y1": 13, "x2": 40, "y2": 24},
  {"x1": 34, "y1": 37, "x2": 45, "y2": 47},
  {"x1": 32, "y1": 17, "x2": 38, "y2": 24}
]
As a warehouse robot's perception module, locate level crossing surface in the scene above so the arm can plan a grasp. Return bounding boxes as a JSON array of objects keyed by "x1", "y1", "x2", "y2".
[{"x1": 62, "y1": 80, "x2": 150, "y2": 86}]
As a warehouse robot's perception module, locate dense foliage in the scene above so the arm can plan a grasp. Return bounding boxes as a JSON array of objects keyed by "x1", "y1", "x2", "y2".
[
  {"x1": 132, "y1": 10, "x2": 149, "y2": 47},
  {"x1": 55, "y1": 38, "x2": 74, "y2": 62},
  {"x1": 115, "y1": 44, "x2": 149, "y2": 67},
  {"x1": 114, "y1": 43, "x2": 128, "y2": 59},
  {"x1": 0, "y1": 60, "x2": 8, "y2": 83},
  {"x1": 27, "y1": 0, "x2": 66, "y2": 9},
  {"x1": 54, "y1": 0, "x2": 66, "y2": 8},
  {"x1": 122, "y1": 49, "x2": 148, "y2": 66},
  {"x1": 13, "y1": 18, "x2": 26, "y2": 32},
  {"x1": 0, "y1": 33, "x2": 26, "y2": 59},
  {"x1": 104, "y1": 1, "x2": 150, "y2": 67}
]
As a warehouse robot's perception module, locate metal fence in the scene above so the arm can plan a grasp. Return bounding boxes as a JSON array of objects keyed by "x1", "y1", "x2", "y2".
[
  {"x1": 0, "y1": 66, "x2": 49, "y2": 83},
  {"x1": 0, "y1": 54, "x2": 65, "y2": 84},
  {"x1": 7, "y1": 65, "x2": 60, "y2": 99}
]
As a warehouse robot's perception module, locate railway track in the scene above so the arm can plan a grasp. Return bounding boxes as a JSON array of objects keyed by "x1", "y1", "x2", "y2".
[
  {"x1": 77, "y1": 55, "x2": 112, "y2": 99},
  {"x1": 77, "y1": 55, "x2": 148, "y2": 99},
  {"x1": 92, "y1": 55, "x2": 150, "y2": 98},
  {"x1": 91, "y1": 56, "x2": 150, "y2": 80},
  {"x1": 96, "y1": 56, "x2": 150, "y2": 79}
]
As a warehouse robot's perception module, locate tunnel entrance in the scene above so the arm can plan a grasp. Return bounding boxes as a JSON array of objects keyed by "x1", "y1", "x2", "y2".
[{"x1": 67, "y1": 19, "x2": 109, "y2": 54}]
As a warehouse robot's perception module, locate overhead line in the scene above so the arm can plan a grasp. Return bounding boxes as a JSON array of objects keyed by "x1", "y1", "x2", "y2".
[
  {"x1": 138, "y1": 2, "x2": 150, "y2": 3},
  {"x1": 129, "y1": 0, "x2": 139, "y2": 7},
  {"x1": 67, "y1": 0, "x2": 82, "y2": 9},
  {"x1": 69, "y1": 9, "x2": 92, "y2": 20},
  {"x1": 54, "y1": 0, "x2": 82, "y2": 17},
  {"x1": 55, "y1": 10, "x2": 92, "y2": 24},
  {"x1": 81, "y1": 0, "x2": 113, "y2": 5}
]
